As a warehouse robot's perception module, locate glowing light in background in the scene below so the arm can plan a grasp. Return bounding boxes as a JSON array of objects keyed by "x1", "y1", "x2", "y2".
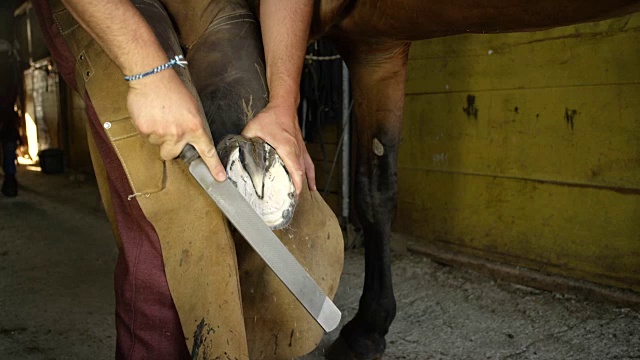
[{"x1": 17, "y1": 112, "x2": 39, "y2": 165}]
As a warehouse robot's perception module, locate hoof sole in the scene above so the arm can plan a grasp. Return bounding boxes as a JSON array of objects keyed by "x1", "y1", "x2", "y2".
[{"x1": 217, "y1": 135, "x2": 296, "y2": 229}]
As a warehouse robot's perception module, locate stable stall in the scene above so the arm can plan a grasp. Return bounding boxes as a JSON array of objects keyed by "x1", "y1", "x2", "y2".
[{"x1": 395, "y1": 13, "x2": 640, "y2": 296}]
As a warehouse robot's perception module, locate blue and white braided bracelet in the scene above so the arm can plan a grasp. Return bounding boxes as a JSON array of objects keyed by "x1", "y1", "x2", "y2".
[{"x1": 123, "y1": 55, "x2": 188, "y2": 82}]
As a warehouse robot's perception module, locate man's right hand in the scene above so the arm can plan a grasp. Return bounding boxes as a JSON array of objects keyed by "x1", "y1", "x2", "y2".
[
  {"x1": 126, "y1": 69, "x2": 227, "y2": 182},
  {"x1": 59, "y1": 0, "x2": 225, "y2": 181}
]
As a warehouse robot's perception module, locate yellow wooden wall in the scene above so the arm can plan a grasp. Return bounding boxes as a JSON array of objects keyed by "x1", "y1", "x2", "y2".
[{"x1": 395, "y1": 13, "x2": 640, "y2": 292}]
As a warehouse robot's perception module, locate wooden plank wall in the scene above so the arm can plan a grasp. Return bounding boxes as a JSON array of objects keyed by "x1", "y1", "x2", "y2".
[{"x1": 395, "y1": 14, "x2": 640, "y2": 292}]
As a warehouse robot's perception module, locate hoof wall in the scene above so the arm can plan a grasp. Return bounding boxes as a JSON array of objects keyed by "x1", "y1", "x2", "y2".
[{"x1": 217, "y1": 135, "x2": 296, "y2": 229}]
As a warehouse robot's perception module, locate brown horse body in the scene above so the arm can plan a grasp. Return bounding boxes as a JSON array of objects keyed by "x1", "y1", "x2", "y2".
[
  {"x1": 320, "y1": 0, "x2": 639, "y2": 39},
  {"x1": 254, "y1": 1, "x2": 640, "y2": 359}
]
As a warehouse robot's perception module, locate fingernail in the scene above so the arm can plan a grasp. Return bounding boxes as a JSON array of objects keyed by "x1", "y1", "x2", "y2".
[{"x1": 215, "y1": 171, "x2": 227, "y2": 181}]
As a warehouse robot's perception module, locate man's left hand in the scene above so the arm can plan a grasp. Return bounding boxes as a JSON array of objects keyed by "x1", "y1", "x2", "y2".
[{"x1": 242, "y1": 100, "x2": 316, "y2": 196}]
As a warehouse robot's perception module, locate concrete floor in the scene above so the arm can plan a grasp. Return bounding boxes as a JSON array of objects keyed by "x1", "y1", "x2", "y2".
[{"x1": 1, "y1": 167, "x2": 639, "y2": 360}]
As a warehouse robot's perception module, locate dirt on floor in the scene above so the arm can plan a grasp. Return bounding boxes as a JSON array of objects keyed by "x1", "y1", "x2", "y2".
[{"x1": 1, "y1": 168, "x2": 639, "y2": 359}]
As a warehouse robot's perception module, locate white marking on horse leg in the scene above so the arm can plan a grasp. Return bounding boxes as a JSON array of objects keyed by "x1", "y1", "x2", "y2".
[{"x1": 372, "y1": 137, "x2": 384, "y2": 156}]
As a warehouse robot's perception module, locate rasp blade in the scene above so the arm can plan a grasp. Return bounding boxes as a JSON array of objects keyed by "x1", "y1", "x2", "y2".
[{"x1": 188, "y1": 158, "x2": 341, "y2": 332}]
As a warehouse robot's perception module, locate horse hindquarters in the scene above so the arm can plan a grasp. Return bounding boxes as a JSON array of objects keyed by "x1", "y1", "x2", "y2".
[{"x1": 327, "y1": 40, "x2": 411, "y2": 360}]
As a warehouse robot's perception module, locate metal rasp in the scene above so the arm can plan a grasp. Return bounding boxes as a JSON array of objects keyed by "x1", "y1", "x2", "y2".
[{"x1": 181, "y1": 145, "x2": 341, "y2": 333}]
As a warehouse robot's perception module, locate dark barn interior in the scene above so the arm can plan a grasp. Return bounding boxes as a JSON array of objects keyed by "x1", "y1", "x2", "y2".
[{"x1": 1, "y1": 1, "x2": 639, "y2": 359}]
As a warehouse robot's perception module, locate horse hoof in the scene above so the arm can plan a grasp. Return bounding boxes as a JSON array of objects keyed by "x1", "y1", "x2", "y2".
[
  {"x1": 325, "y1": 336, "x2": 383, "y2": 360},
  {"x1": 217, "y1": 135, "x2": 296, "y2": 229}
]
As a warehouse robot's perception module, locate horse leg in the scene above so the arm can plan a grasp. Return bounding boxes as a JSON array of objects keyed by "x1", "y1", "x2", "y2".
[{"x1": 327, "y1": 40, "x2": 411, "y2": 360}]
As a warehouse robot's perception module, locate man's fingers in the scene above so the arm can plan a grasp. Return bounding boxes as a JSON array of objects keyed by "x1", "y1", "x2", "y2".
[
  {"x1": 189, "y1": 131, "x2": 227, "y2": 182},
  {"x1": 159, "y1": 141, "x2": 182, "y2": 161},
  {"x1": 290, "y1": 164, "x2": 304, "y2": 197},
  {"x1": 147, "y1": 133, "x2": 162, "y2": 146},
  {"x1": 303, "y1": 151, "x2": 316, "y2": 191},
  {"x1": 240, "y1": 125, "x2": 257, "y2": 139},
  {"x1": 202, "y1": 153, "x2": 227, "y2": 182},
  {"x1": 240, "y1": 114, "x2": 306, "y2": 194},
  {"x1": 279, "y1": 150, "x2": 304, "y2": 196},
  {"x1": 151, "y1": 128, "x2": 226, "y2": 182}
]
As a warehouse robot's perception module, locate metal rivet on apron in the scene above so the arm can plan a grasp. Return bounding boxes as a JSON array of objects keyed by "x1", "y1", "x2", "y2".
[{"x1": 103, "y1": 122, "x2": 111, "y2": 130}]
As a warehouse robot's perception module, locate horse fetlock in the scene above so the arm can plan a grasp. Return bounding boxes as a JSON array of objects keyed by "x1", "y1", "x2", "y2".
[
  {"x1": 358, "y1": 298, "x2": 397, "y2": 333},
  {"x1": 325, "y1": 334, "x2": 384, "y2": 360},
  {"x1": 328, "y1": 318, "x2": 388, "y2": 359}
]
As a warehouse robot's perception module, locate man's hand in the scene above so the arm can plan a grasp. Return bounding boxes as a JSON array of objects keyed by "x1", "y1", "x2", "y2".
[
  {"x1": 242, "y1": 100, "x2": 315, "y2": 195},
  {"x1": 256, "y1": 0, "x2": 314, "y2": 195},
  {"x1": 60, "y1": 0, "x2": 226, "y2": 181},
  {"x1": 127, "y1": 69, "x2": 227, "y2": 181}
]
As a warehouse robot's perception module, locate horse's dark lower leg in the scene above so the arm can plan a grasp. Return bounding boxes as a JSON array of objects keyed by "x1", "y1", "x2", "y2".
[
  {"x1": 185, "y1": 9, "x2": 301, "y2": 230},
  {"x1": 328, "y1": 40, "x2": 411, "y2": 360}
]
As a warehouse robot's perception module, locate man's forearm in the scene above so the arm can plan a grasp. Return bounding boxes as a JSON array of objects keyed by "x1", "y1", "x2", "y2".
[
  {"x1": 62, "y1": 0, "x2": 168, "y2": 75},
  {"x1": 259, "y1": 0, "x2": 313, "y2": 108},
  {"x1": 61, "y1": 0, "x2": 227, "y2": 181}
]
